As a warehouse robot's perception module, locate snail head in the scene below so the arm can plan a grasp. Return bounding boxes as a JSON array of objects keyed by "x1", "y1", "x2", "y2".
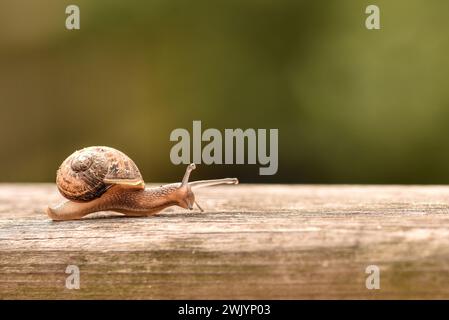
[
  {"x1": 177, "y1": 163, "x2": 202, "y2": 211},
  {"x1": 176, "y1": 163, "x2": 238, "y2": 212}
]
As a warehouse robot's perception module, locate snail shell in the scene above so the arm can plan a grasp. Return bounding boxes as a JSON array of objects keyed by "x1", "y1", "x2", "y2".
[{"x1": 56, "y1": 146, "x2": 144, "y2": 202}]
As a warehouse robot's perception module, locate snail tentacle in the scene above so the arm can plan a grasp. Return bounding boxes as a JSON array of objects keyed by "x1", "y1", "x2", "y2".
[{"x1": 189, "y1": 178, "x2": 239, "y2": 189}]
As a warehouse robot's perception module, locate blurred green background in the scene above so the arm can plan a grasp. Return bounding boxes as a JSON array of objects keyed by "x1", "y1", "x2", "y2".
[{"x1": 1, "y1": 0, "x2": 449, "y2": 183}]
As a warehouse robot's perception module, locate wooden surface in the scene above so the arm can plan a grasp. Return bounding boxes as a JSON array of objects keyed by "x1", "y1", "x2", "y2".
[{"x1": 1, "y1": 183, "x2": 449, "y2": 299}]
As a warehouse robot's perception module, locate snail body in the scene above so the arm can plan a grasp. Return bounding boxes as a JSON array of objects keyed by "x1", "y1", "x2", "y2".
[{"x1": 47, "y1": 146, "x2": 238, "y2": 221}]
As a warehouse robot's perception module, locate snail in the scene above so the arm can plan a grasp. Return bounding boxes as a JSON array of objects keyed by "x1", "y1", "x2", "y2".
[{"x1": 46, "y1": 146, "x2": 238, "y2": 221}]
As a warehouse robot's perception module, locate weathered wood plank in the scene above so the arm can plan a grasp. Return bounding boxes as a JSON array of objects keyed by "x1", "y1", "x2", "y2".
[{"x1": 1, "y1": 184, "x2": 449, "y2": 299}]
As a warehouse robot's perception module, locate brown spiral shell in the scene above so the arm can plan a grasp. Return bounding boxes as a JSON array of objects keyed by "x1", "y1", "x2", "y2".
[{"x1": 56, "y1": 146, "x2": 144, "y2": 202}]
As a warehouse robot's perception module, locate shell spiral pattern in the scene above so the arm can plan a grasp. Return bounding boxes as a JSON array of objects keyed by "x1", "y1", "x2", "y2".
[{"x1": 56, "y1": 146, "x2": 144, "y2": 201}]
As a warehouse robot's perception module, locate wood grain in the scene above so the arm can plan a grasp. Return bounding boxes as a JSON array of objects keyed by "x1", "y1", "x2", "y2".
[{"x1": 1, "y1": 184, "x2": 449, "y2": 299}]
